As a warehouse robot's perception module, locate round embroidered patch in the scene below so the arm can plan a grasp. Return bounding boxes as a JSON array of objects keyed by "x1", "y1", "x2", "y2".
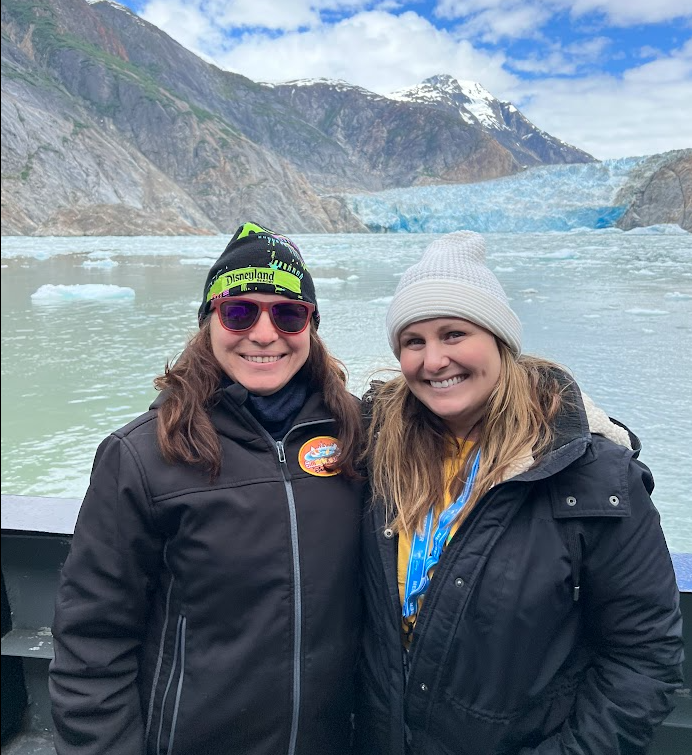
[{"x1": 298, "y1": 436, "x2": 342, "y2": 477}]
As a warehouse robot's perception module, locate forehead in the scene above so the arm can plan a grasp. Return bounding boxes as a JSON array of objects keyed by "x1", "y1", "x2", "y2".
[
  {"x1": 226, "y1": 292, "x2": 292, "y2": 304},
  {"x1": 400, "y1": 317, "x2": 475, "y2": 335}
]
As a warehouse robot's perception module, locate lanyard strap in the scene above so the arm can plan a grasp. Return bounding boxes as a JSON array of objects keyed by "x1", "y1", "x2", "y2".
[{"x1": 402, "y1": 450, "x2": 480, "y2": 619}]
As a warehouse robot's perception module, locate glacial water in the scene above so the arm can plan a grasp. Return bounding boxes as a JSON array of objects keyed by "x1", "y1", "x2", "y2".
[{"x1": 1, "y1": 231, "x2": 691, "y2": 551}]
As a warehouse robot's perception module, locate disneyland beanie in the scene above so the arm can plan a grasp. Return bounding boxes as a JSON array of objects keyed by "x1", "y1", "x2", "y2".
[
  {"x1": 198, "y1": 222, "x2": 319, "y2": 327},
  {"x1": 386, "y1": 231, "x2": 521, "y2": 356}
]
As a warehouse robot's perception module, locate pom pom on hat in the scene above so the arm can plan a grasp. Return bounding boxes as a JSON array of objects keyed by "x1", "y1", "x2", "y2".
[{"x1": 386, "y1": 231, "x2": 521, "y2": 356}]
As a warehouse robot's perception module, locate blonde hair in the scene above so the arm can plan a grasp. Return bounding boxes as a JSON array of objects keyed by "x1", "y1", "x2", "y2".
[{"x1": 365, "y1": 340, "x2": 569, "y2": 534}]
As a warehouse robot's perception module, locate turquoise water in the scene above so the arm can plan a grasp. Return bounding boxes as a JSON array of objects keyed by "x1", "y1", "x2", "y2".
[{"x1": 2, "y1": 231, "x2": 691, "y2": 550}]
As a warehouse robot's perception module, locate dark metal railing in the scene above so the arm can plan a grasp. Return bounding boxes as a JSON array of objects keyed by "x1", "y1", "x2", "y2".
[{"x1": 2, "y1": 495, "x2": 690, "y2": 753}]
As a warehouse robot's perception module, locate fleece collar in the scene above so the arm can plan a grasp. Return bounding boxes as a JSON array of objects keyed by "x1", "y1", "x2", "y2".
[{"x1": 500, "y1": 380, "x2": 635, "y2": 484}]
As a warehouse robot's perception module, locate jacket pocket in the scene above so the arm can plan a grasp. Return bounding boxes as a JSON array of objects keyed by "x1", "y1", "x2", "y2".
[{"x1": 153, "y1": 613, "x2": 187, "y2": 755}]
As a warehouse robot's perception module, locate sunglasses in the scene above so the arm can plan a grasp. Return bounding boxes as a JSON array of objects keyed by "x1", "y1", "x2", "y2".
[{"x1": 213, "y1": 298, "x2": 315, "y2": 335}]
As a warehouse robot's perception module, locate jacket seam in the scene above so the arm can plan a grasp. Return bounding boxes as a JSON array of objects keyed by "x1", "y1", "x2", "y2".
[{"x1": 118, "y1": 433, "x2": 157, "y2": 523}]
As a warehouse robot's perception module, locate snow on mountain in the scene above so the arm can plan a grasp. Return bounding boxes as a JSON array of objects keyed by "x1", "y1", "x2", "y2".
[
  {"x1": 389, "y1": 74, "x2": 592, "y2": 167},
  {"x1": 389, "y1": 74, "x2": 503, "y2": 130},
  {"x1": 262, "y1": 77, "x2": 388, "y2": 101}
]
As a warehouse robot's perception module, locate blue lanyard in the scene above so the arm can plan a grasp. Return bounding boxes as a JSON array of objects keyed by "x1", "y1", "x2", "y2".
[{"x1": 402, "y1": 450, "x2": 480, "y2": 619}]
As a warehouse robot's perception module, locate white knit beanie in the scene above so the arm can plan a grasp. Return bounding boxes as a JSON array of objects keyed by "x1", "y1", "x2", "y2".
[{"x1": 386, "y1": 231, "x2": 522, "y2": 357}]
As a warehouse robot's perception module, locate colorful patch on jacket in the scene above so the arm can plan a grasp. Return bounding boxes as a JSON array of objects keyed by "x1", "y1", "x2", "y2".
[{"x1": 298, "y1": 436, "x2": 342, "y2": 477}]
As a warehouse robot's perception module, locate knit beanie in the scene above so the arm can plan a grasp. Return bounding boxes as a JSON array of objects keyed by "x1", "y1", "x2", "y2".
[
  {"x1": 198, "y1": 222, "x2": 319, "y2": 327},
  {"x1": 386, "y1": 231, "x2": 521, "y2": 356}
]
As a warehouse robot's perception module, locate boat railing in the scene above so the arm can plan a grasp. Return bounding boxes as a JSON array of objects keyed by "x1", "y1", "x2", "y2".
[{"x1": 2, "y1": 494, "x2": 691, "y2": 754}]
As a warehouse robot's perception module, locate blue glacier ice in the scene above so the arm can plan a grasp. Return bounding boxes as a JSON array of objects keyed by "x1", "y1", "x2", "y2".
[{"x1": 344, "y1": 157, "x2": 648, "y2": 233}]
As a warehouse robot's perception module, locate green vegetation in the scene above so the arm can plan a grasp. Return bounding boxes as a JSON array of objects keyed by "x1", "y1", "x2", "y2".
[
  {"x1": 71, "y1": 120, "x2": 90, "y2": 136},
  {"x1": 188, "y1": 103, "x2": 215, "y2": 122},
  {"x1": 318, "y1": 105, "x2": 342, "y2": 133},
  {"x1": 3, "y1": 0, "x2": 55, "y2": 30}
]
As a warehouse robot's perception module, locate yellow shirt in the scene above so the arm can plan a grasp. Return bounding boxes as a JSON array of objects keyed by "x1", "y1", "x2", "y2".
[{"x1": 398, "y1": 440, "x2": 474, "y2": 643}]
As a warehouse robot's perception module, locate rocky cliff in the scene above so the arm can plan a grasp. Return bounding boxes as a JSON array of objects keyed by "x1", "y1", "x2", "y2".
[
  {"x1": 615, "y1": 150, "x2": 692, "y2": 232},
  {"x1": 1, "y1": 0, "x2": 599, "y2": 236}
]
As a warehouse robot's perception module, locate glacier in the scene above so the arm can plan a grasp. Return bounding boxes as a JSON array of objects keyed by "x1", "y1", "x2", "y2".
[{"x1": 343, "y1": 157, "x2": 649, "y2": 233}]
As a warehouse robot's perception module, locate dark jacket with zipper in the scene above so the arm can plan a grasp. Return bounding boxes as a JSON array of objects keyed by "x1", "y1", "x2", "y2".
[
  {"x1": 50, "y1": 382, "x2": 363, "y2": 755},
  {"x1": 355, "y1": 381, "x2": 683, "y2": 755}
]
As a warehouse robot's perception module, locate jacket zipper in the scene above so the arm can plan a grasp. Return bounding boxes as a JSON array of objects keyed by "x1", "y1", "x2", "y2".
[{"x1": 275, "y1": 418, "x2": 335, "y2": 755}]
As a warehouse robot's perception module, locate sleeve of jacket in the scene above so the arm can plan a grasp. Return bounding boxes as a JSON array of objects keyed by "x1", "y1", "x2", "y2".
[
  {"x1": 523, "y1": 454, "x2": 684, "y2": 755},
  {"x1": 49, "y1": 432, "x2": 164, "y2": 755}
]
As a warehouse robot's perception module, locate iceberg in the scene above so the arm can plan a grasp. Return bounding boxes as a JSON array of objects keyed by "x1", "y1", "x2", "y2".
[
  {"x1": 31, "y1": 284, "x2": 135, "y2": 303},
  {"x1": 343, "y1": 157, "x2": 648, "y2": 233}
]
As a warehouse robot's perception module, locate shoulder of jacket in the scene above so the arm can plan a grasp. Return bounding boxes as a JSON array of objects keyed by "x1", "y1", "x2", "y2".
[
  {"x1": 111, "y1": 408, "x2": 159, "y2": 441},
  {"x1": 550, "y1": 438, "x2": 635, "y2": 520}
]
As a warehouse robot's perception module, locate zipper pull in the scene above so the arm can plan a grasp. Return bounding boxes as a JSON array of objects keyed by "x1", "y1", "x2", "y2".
[{"x1": 276, "y1": 440, "x2": 286, "y2": 464}]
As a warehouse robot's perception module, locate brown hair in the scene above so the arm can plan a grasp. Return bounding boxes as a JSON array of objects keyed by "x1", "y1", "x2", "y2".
[
  {"x1": 154, "y1": 321, "x2": 363, "y2": 478},
  {"x1": 365, "y1": 340, "x2": 568, "y2": 534}
]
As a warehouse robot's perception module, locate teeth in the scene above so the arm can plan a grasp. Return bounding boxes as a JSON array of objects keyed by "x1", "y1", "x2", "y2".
[
  {"x1": 429, "y1": 375, "x2": 466, "y2": 389},
  {"x1": 244, "y1": 355, "x2": 281, "y2": 363}
]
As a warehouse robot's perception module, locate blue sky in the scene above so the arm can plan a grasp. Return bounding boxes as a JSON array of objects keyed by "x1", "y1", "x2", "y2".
[{"x1": 112, "y1": 1, "x2": 692, "y2": 159}]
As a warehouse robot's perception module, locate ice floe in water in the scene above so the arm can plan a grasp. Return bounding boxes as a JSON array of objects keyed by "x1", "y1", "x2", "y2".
[
  {"x1": 31, "y1": 284, "x2": 135, "y2": 303},
  {"x1": 540, "y1": 249, "x2": 578, "y2": 260},
  {"x1": 313, "y1": 277, "x2": 347, "y2": 286},
  {"x1": 625, "y1": 224, "x2": 690, "y2": 235},
  {"x1": 82, "y1": 258, "x2": 118, "y2": 268},
  {"x1": 665, "y1": 291, "x2": 692, "y2": 300},
  {"x1": 181, "y1": 257, "x2": 216, "y2": 266},
  {"x1": 624, "y1": 308, "x2": 669, "y2": 316}
]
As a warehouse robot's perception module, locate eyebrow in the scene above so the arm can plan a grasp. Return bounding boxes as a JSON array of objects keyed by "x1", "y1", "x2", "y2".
[{"x1": 401, "y1": 319, "x2": 471, "y2": 337}]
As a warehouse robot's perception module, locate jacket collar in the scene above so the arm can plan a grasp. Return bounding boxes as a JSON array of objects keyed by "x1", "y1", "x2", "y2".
[
  {"x1": 151, "y1": 379, "x2": 333, "y2": 445},
  {"x1": 501, "y1": 375, "x2": 638, "y2": 485}
]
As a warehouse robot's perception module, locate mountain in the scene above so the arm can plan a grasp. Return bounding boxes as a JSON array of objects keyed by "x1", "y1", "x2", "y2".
[
  {"x1": 1, "y1": 0, "x2": 597, "y2": 236},
  {"x1": 262, "y1": 75, "x2": 592, "y2": 190},
  {"x1": 389, "y1": 74, "x2": 593, "y2": 169}
]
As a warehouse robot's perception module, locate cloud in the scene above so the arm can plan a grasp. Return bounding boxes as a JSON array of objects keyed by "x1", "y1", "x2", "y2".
[
  {"x1": 513, "y1": 40, "x2": 692, "y2": 158},
  {"x1": 454, "y1": 5, "x2": 554, "y2": 42},
  {"x1": 435, "y1": 0, "x2": 692, "y2": 30},
  {"x1": 140, "y1": 1, "x2": 379, "y2": 35},
  {"x1": 508, "y1": 35, "x2": 612, "y2": 75},
  {"x1": 211, "y1": 10, "x2": 517, "y2": 95},
  {"x1": 569, "y1": 0, "x2": 692, "y2": 26}
]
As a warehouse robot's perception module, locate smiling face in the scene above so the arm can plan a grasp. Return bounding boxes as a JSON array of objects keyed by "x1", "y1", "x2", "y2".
[
  {"x1": 210, "y1": 293, "x2": 311, "y2": 395},
  {"x1": 398, "y1": 317, "x2": 502, "y2": 439}
]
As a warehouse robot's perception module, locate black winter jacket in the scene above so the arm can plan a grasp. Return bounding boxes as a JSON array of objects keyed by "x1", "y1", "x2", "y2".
[
  {"x1": 355, "y1": 383, "x2": 683, "y2": 755},
  {"x1": 50, "y1": 382, "x2": 363, "y2": 755}
]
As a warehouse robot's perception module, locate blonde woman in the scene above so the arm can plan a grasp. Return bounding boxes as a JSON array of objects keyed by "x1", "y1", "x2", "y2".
[{"x1": 356, "y1": 231, "x2": 683, "y2": 755}]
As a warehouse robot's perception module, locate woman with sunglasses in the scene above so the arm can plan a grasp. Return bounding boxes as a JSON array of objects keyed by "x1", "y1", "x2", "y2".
[
  {"x1": 355, "y1": 231, "x2": 683, "y2": 755},
  {"x1": 49, "y1": 223, "x2": 364, "y2": 755}
]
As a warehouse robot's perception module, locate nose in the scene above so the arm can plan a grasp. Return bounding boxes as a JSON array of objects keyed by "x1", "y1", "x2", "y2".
[
  {"x1": 248, "y1": 310, "x2": 279, "y2": 344},
  {"x1": 422, "y1": 343, "x2": 450, "y2": 373}
]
